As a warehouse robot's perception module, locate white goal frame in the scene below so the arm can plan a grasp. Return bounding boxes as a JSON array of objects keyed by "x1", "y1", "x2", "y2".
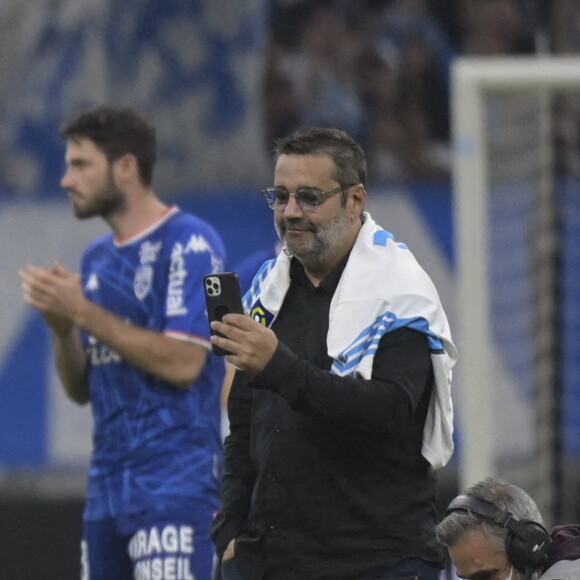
[{"x1": 452, "y1": 56, "x2": 580, "y2": 519}]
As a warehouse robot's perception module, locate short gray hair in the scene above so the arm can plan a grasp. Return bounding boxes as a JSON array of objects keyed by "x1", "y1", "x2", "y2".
[{"x1": 436, "y1": 477, "x2": 544, "y2": 551}]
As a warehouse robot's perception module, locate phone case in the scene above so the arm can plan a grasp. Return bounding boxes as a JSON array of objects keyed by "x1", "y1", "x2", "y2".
[{"x1": 203, "y1": 272, "x2": 244, "y2": 356}]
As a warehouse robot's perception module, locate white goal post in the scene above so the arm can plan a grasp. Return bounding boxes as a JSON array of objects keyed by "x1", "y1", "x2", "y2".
[{"x1": 452, "y1": 56, "x2": 580, "y2": 523}]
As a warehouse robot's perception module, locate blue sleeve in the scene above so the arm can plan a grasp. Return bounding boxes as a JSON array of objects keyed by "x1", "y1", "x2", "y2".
[{"x1": 163, "y1": 220, "x2": 227, "y2": 343}]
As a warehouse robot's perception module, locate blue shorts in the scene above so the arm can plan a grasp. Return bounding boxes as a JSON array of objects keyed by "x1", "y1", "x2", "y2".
[{"x1": 82, "y1": 508, "x2": 217, "y2": 580}]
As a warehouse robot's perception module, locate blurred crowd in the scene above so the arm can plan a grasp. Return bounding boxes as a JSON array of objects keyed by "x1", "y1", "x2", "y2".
[{"x1": 262, "y1": 0, "x2": 580, "y2": 183}]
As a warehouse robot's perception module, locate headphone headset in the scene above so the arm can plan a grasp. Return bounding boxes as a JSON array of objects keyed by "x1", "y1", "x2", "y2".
[{"x1": 446, "y1": 494, "x2": 551, "y2": 574}]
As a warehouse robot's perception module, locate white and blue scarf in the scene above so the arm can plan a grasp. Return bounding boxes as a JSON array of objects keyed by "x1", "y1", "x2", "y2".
[{"x1": 244, "y1": 212, "x2": 457, "y2": 470}]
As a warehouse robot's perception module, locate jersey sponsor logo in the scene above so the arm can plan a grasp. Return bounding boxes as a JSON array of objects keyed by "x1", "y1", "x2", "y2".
[
  {"x1": 133, "y1": 557, "x2": 194, "y2": 580},
  {"x1": 167, "y1": 234, "x2": 224, "y2": 316},
  {"x1": 87, "y1": 334, "x2": 121, "y2": 366},
  {"x1": 167, "y1": 242, "x2": 188, "y2": 316},
  {"x1": 140, "y1": 240, "x2": 163, "y2": 265},
  {"x1": 129, "y1": 525, "x2": 195, "y2": 580},
  {"x1": 134, "y1": 265, "x2": 154, "y2": 300}
]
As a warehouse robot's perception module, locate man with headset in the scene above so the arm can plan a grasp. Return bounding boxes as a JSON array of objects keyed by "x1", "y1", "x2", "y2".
[{"x1": 436, "y1": 477, "x2": 580, "y2": 580}]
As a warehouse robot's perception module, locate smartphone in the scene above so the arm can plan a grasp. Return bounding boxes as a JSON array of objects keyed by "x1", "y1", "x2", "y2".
[{"x1": 203, "y1": 272, "x2": 244, "y2": 356}]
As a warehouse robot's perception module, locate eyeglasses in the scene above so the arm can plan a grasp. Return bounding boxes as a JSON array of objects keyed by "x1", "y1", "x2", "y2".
[{"x1": 261, "y1": 184, "x2": 357, "y2": 211}]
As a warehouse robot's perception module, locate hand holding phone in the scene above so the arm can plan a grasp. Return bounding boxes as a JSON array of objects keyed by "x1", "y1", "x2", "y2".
[{"x1": 203, "y1": 272, "x2": 244, "y2": 356}]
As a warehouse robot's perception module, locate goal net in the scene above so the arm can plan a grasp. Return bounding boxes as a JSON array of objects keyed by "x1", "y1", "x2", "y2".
[{"x1": 451, "y1": 56, "x2": 580, "y2": 524}]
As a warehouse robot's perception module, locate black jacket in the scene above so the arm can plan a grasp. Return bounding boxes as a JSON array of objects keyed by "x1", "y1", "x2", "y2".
[{"x1": 212, "y1": 257, "x2": 444, "y2": 580}]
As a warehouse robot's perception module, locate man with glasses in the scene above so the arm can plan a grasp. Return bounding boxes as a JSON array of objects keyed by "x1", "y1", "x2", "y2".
[
  {"x1": 211, "y1": 127, "x2": 456, "y2": 580},
  {"x1": 437, "y1": 477, "x2": 580, "y2": 580}
]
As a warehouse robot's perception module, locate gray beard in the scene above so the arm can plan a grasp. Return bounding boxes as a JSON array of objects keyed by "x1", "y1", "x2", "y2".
[{"x1": 278, "y1": 209, "x2": 351, "y2": 271}]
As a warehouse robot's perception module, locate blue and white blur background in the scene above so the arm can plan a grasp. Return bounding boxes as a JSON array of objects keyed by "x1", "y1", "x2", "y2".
[{"x1": 0, "y1": 1, "x2": 579, "y2": 576}]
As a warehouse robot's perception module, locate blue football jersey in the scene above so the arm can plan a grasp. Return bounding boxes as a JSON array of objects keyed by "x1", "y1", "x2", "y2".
[{"x1": 79, "y1": 207, "x2": 226, "y2": 524}]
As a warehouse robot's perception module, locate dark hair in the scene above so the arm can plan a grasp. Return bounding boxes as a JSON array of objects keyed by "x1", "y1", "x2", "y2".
[
  {"x1": 60, "y1": 105, "x2": 157, "y2": 186},
  {"x1": 273, "y1": 128, "x2": 368, "y2": 196}
]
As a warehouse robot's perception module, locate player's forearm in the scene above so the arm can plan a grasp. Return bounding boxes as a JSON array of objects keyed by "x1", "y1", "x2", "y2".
[
  {"x1": 51, "y1": 328, "x2": 90, "y2": 405},
  {"x1": 75, "y1": 300, "x2": 208, "y2": 388}
]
